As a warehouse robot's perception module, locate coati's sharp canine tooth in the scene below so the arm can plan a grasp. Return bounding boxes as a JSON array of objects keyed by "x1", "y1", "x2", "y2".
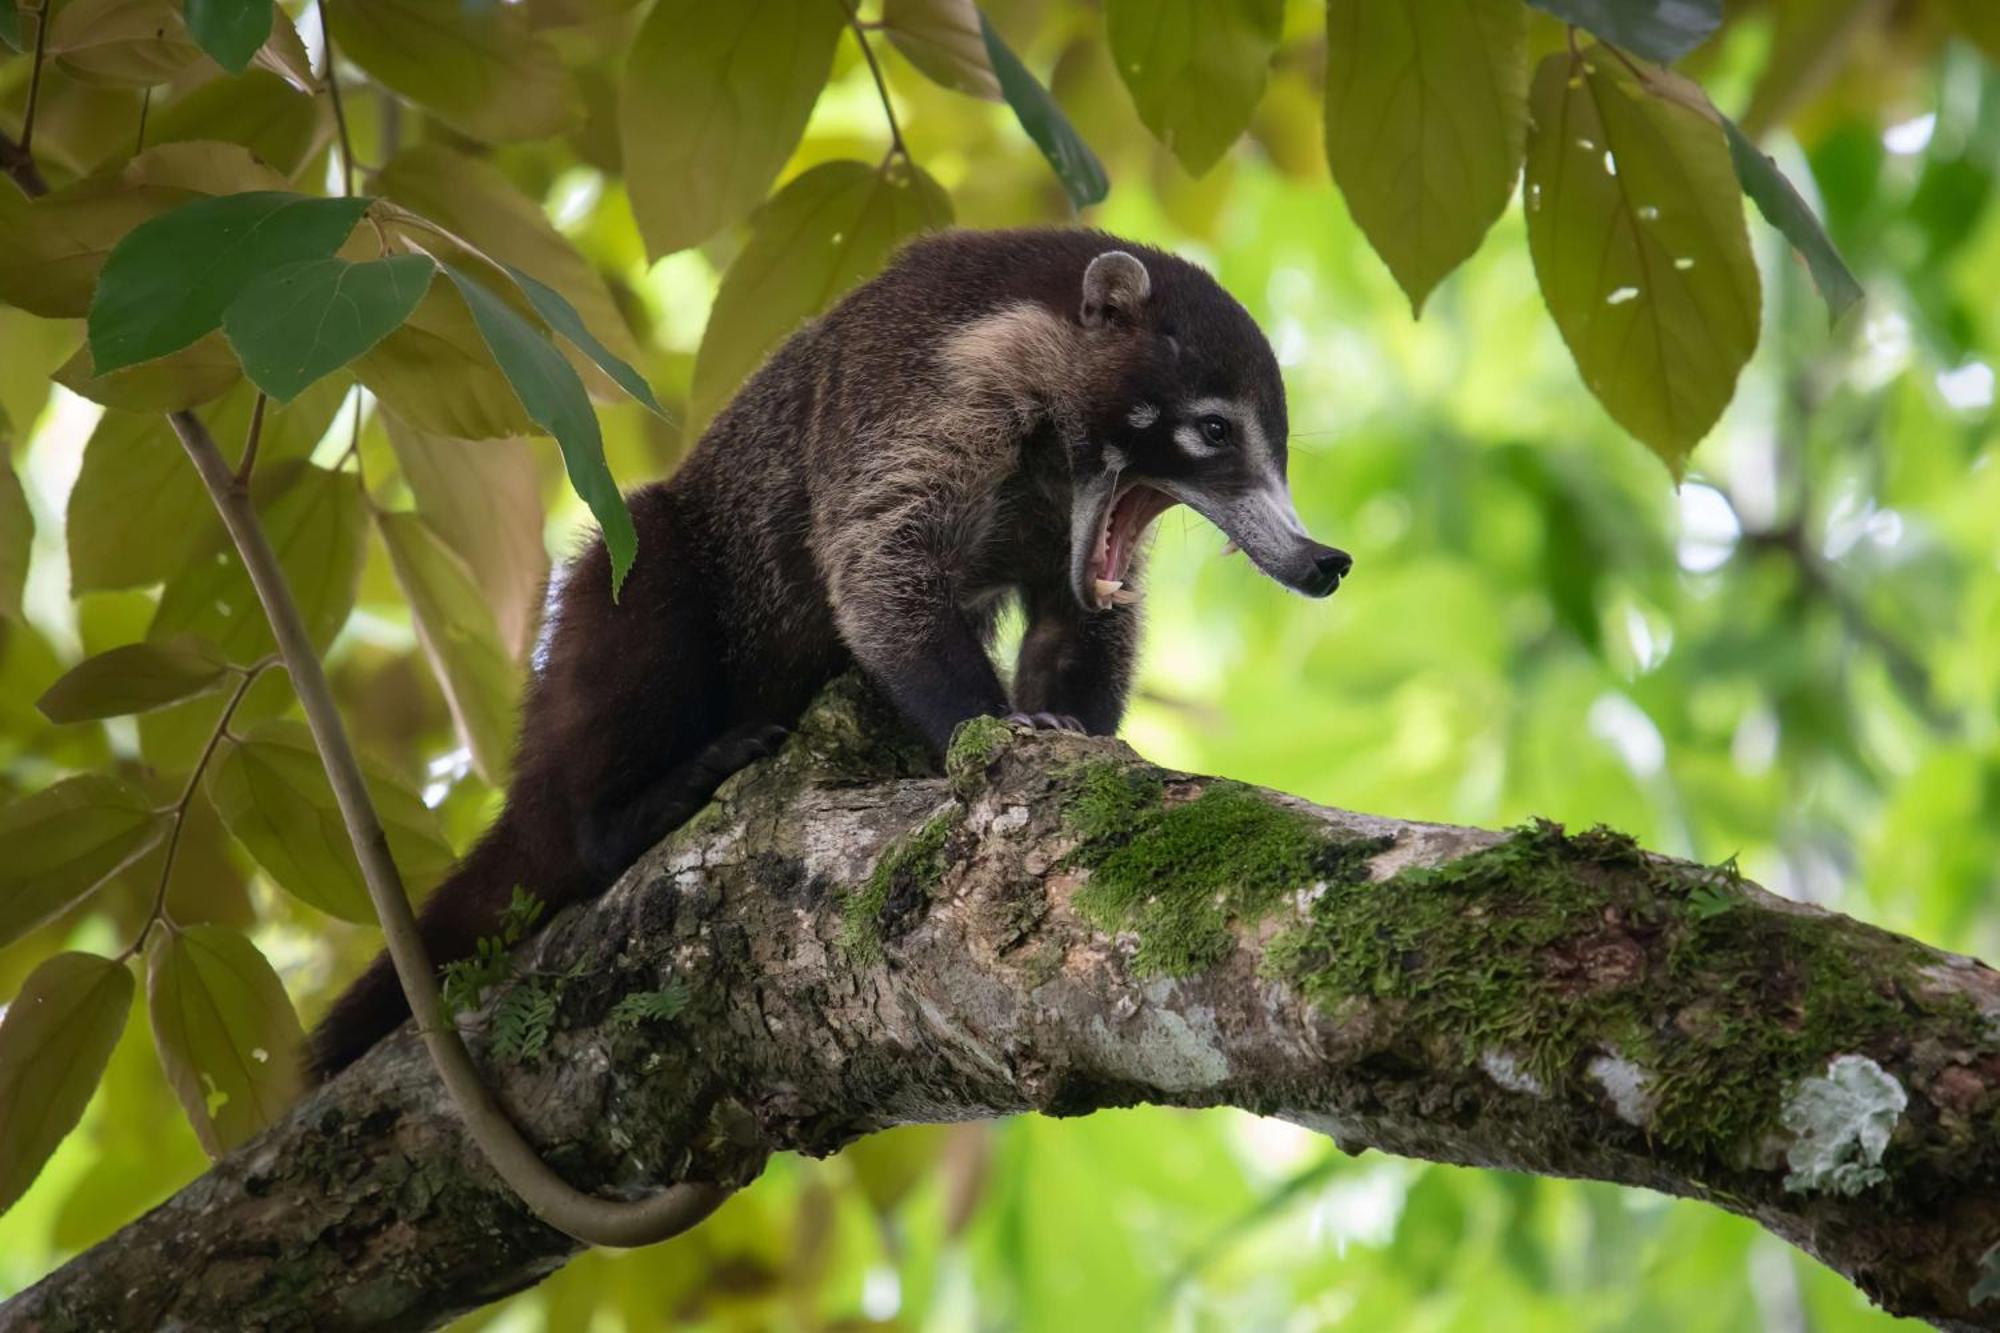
[
  {"x1": 1094, "y1": 578, "x2": 1122, "y2": 604},
  {"x1": 1110, "y1": 587, "x2": 1141, "y2": 605}
]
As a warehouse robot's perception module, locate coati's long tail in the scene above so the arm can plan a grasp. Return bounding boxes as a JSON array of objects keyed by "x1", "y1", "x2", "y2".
[{"x1": 305, "y1": 815, "x2": 528, "y2": 1082}]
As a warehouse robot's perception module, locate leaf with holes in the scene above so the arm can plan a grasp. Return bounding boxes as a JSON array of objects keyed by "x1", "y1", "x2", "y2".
[
  {"x1": 1722, "y1": 117, "x2": 1862, "y2": 327},
  {"x1": 37, "y1": 636, "x2": 232, "y2": 723},
  {"x1": 224, "y1": 254, "x2": 435, "y2": 403},
  {"x1": 377, "y1": 511, "x2": 522, "y2": 783},
  {"x1": 443, "y1": 263, "x2": 636, "y2": 595},
  {"x1": 0, "y1": 776, "x2": 170, "y2": 952},
  {"x1": 1324, "y1": 0, "x2": 1527, "y2": 315},
  {"x1": 882, "y1": 0, "x2": 999, "y2": 100},
  {"x1": 620, "y1": 0, "x2": 844, "y2": 259},
  {"x1": 0, "y1": 953, "x2": 133, "y2": 1214},
  {"x1": 1524, "y1": 51, "x2": 1758, "y2": 476},
  {"x1": 692, "y1": 159, "x2": 953, "y2": 428},
  {"x1": 183, "y1": 0, "x2": 271, "y2": 74},
  {"x1": 205, "y1": 719, "x2": 455, "y2": 922},
  {"x1": 1107, "y1": 0, "x2": 1282, "y2": 177},
  {"x1": 1525, "y1": 0, "x2": 1719, "y2": 63},
  {"x1": 146, "y1": 925, "x2": 304, "y2": 1156},
  {"x1": 88, "y1": 192, "x2": 370, "y2": 375},
  {"x1": 981, "y1": 12, "x2": 1108, "y2": 210}
]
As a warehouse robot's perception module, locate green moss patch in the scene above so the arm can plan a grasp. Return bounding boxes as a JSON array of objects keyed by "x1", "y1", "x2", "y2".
[
  {"x1": 1265, "y1": 821, "x2": 1927, "y2": 1158},
  {"x1": 1061, "y1": 760, "x2": 1388, "y2": 978},
  {"x1": 946, "y1": 715, "x2": 1014, "y2": 791},
  {"x1": 840, "y1": 813, "x2": 957, "y2": 964}
]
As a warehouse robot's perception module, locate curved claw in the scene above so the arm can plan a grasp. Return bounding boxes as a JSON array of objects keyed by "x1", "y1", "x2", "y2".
[{"x1": 1004, "y1": 711, "x2": 1086, "y2": 734}]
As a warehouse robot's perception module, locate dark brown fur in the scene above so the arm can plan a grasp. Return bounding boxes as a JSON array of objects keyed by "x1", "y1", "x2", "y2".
[{"x1": 308, "y1": 228, "x2": 1300, "y2": 1078}]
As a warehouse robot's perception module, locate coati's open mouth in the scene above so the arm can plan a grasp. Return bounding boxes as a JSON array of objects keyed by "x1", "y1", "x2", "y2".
[{"x1": 1084, "y1": 482, "x2": 1177, "y2": 610}]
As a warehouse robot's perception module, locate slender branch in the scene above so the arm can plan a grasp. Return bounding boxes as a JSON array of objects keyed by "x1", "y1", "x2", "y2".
[
  {"x1": 235, "y1": 392, "x2": 267, "y2": 486},
  {"x1": 836, "y1": 0, "x2": 905, "y2": 159},
  {"x1": 135, "y1": 87, "x2": 150, "y2": 156},
  {"x1": 0, "y1": 128, "x2": 46, "y2": 197},
  {"x1": 117, "y1": 659, "x2": 275, "y2": 962},
  {"x1": 10, "y1": 692, "x2": 2000, "y2": 1330},
  {"x1": 321, "y1": 2, "x2": 356, "y2": 196},
  {"x1": 163, "y1": 408, "x2": 728, "y2": 1247},
  {"x1": 18, "y1": 0, "x2": 49, "y2": 157}
]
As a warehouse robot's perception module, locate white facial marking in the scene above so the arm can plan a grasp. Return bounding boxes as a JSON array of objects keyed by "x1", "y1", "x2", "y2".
[
  {"x1": 1126, "y1": 402, "x2": 1159, "y2": 429},
  {"x1": 1181, "y1": 396, "x2": 1269, "y2": 460}
]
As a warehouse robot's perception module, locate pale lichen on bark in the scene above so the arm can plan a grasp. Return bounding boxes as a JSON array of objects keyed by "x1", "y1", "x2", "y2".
[{"x1": 6, "y1": 677, "x2": 2000, "y2": 1332}]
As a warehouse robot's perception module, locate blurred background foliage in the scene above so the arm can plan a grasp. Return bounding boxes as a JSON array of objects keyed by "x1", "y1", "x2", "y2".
[{"x1": 1, "y1": 0, "x2": 1998, "y2": 1327}]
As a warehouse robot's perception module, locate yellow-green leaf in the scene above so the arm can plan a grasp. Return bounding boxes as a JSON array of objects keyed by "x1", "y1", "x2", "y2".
[
  {"x1": 881, "y1": 0, "x2": 1000, "y2": 100},
  {"x1": 1324, "y1": 0, "x2": 1527, "y2": 315},
  {"x1": 205, "y1": 719, "x2": 454, "y2": 922},
  {"x1": 327, "y1": 0, "x2": 579, "y2": 144},
  {"x1": 144, "y1": 70, "x2": 328, "y2": 179},
  {"x1": 377, "y1": 512, "x2": 522, "y2": 783},
  {"x1": 620, "y1": 0, "x2": 845, "y2": 259},
  {"x1": 37, "y1": 635, "x2": 232, "y2": 723},
  {"x1": 0, "y1": 953, "x2": 133, "y2": 1214},
  {"x1": 0, "y1": 776, "x2": 170, "y2": 951},
  {"x1": 252, "y1": 7, "x2": 316, "y2": 91},
  {"x1": 55, "y1": 332, "x2": 243, "y2": 411},
  {"x1": 0, "y1": 459, "x2": 27, "y2": 621},
  {"x1": 355, "y1": 282, "x2": 535, "y2": 440},
  {"x1": 692, "y1": 158, "x2": 953, "y2": 428},
  {"x1": 1107, "y1": 0, "x2": 1281, "y2": 177},
  {"x1": 145, "y1": 924, "x2": 303, "y2": 1156},
  {"x1": 68, "y1": 378, "x2": 345, "y2": 593},
  {"x1": 1523, "y1": 50, "x2": 1759, "y2": 476},
  {"x1": 48, "y1": 0, "x2": 204, "y2": 86},
  {"x1": 0, "y1": 141, "x2": 290, "y2": 319},
  {"x1": 384, "y1": 418, "x2": 548, "y2": 660},
  {"x1": 150, "y1": 462, "x2": 366, "y2": 659}
]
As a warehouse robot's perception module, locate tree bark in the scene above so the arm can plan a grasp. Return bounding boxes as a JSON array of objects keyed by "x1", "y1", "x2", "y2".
[{"x1": 6, "y1": 678, "x2": 1999, "y2": 1332}]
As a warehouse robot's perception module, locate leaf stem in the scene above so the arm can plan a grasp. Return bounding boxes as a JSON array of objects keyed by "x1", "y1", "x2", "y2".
[
  {"x1": 19, "y1": 0, "x2": 50, "y2": 157},
  {"x1": 322, "y1": 2, "x2": 356, "y2": 196},
  {"x1": 836, "y1": 0, "x2": 906, "y2": 160},
  {"x1": 236, "y1": 392, "x2": 268, "y2": 487},
  {"x1": 136, "y1": 87, "x2": 151, "y2": 156},
  {"x1": 119, "y1": 657, "x2": 277, "y2": 963}
]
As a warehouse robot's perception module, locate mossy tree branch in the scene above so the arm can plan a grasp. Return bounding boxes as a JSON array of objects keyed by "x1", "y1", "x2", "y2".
[{"x1": 6, "y1": 678, "x2": 2000, "y2": 1332}]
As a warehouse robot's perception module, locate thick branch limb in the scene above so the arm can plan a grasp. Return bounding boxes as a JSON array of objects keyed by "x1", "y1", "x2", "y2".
[{"x1": 6, "y1": 681, "x2": 2000, "y2": 1331}]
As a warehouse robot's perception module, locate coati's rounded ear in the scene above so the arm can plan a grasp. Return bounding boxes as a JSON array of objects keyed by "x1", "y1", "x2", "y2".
[{"x1": 1081, "y1": 251, "x2": 1151, "y2": 329}]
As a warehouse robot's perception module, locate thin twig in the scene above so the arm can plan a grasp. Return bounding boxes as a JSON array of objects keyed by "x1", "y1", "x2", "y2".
[
  {"x1": 135, "y1": 87, "x2": 151, "y2": 156},
  {"x1": 19, "y1": 0, "x2": 51, "y2": 155},
  {"x1": 835, "y1": 0, "x2": 905, "y2": 159},
  {"x1": 322, "y1": 2, "x2": 356, "y2": 196},
  {"x1": 236, "y1": 392, "x2": 268, "y2": 487},
  {"x1": 0, "y1": 128, "x2": 48, "y2": 197},
  {"x1": 118, "y1": 657, "x2": 277, "y2": 962}
]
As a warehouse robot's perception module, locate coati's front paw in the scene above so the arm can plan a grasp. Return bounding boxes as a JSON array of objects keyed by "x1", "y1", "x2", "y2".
[
  {"x1": 697, "y1": 723, "x2": 792, "y2": 778},
  {"x1": 1004, "y1": 711, "x2": 1086, "y2": 734}
]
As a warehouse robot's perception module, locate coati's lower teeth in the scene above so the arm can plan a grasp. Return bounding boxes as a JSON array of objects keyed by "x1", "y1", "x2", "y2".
[
  {"x1": 1110, "y1": 587, "x2": 1140, "y2": 605},
  {"x1": 1094, "y1": 578, "x2": 1123, "y2": 603}
]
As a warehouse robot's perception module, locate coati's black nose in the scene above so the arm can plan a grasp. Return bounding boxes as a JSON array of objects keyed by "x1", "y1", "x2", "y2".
[{"x1": 1304, "y1": 546, "x2": 1352, "y2": 597}]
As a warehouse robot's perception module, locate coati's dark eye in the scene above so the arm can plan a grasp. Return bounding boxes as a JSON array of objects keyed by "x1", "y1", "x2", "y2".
[{"x1": 1198, "y1": 415, "x2": 1231, "y2": 446}]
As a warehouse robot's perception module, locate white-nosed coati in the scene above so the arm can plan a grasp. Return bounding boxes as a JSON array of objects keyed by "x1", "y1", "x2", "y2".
[{"x1": 308, "y1": 228, "x2": 1350, "y2": 1079}]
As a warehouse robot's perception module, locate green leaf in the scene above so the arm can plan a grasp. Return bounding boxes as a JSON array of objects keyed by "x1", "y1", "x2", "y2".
[
  {"x1": 68, "y1": 379, "x2": 344, "y2": 593},
  {"x1": 223, "y1": 255, "x2": 435, "y2": 403},
  {"x1": 88, "y1": 192, "x2": 370, "y2": 376},
  {"x1": 0, "y1": 141, "x2": 292, "y2": 319},
  {"x1": 383, "y1": 419, "x2": 549, "y2": 659},
  {"x1": 37, "y1": 636, "x2": 232, "y2": 722},
  {"x1": 0, "y1": 776, "x2": 170, "y2": 952},
  {"x1": 0, "y1": 0, "x2": 20, "y2": 52},
  {"x1": 146, "y1": 72, "x2": 326, "y2": 181},
  {"x1": 1106, "y1": 0, "x2": 1281, "y2": 177},
  {"x1": 0, "y1": 953, "x2": 133, "y2": 1214},
  {"x1": 502, "y1": 264, "x2": 664, "y2": 417},
  {"x1": 151, "y1": 462, "x2": 367, "y2": 659},
  {"x1": 881, "y1": 0, "x2": 1000, "y2": 100},
  {"x1": 442, "y1": 262, "x2": 637, "y2": 595},
  {"x1": 620, "y1": 0, "x2": 844, "y2": 259},
  {"x1": 0, "y1": 459, "x2": 28, "y2": 622},
  {"x1": 1323, "y1": 0, "x2": 1528, "y2": 315},
  {"x1": 373, "y1": 144, "x2": 651, "y2": 404},
  {"x1": 145, "y1": 924, "x2": 304, "y2": 1156},
  {"x1": 327, "y1": 0, "x2": 578, "y2": 144},
  {"x1": 354, "y1": 283, "x2": 535, "y2": 440},
  {"x1": 48, "y1": 0, "x2": 204, "y2": 86},
  {"x1": 1523, "y1": 51, "x2": 1759, "y2": 476},
  {"x1": 1525, "y1": 0, "x2": 1719, "y2": 64},
  {"x1": 205, "y1": 719, "x2": 455, "y2": 923},
  {"x1": 1721, "y1": 117, "x2": 1863, "y2": 328},
  {"x1": 692, "y1": 158, "x2": 953, "y2": 428},
  {"x1": 980, "y1": 11, "x2": 1109, "y2": 210},
  {"x1": 183, "y1": 0, "x2": 271, "y2": 75},
  {"x1": 376, "y1": 511, "x2": 522, "y2": 784}
]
